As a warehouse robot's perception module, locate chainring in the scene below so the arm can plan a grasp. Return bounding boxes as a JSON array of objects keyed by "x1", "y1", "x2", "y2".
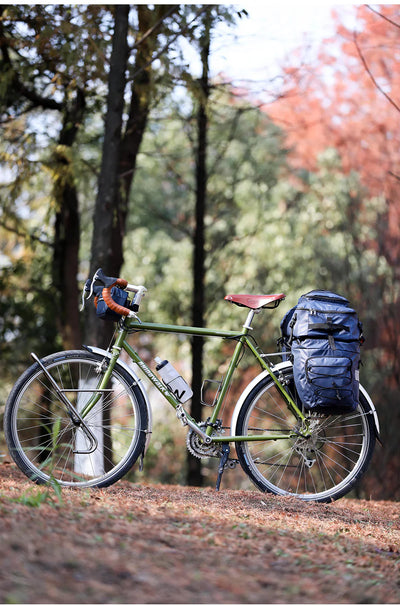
[{"x1": 186, "y1": 425, "x2": 222, "y2": 459}]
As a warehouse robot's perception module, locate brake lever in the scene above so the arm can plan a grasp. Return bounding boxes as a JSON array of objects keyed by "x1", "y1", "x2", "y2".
[{"x1": 80, "y1": 268, "x2": 102, "y2": 311}]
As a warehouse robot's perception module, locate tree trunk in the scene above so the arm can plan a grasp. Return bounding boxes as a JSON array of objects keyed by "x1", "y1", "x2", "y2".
[
  {"x1": 110, "y1": 5, "x2": 157, "y2": 272},
  {"x1": 86, "y1": 5, "x2": 170, "y2": 347},
  {"x1": 187, "y1": 9, "x2": 212, "y2": 487},
  {"x1": 85, "y1": 5, "x2": 130, "y2": 348},
  {"x1": 52, "y1": 88, "x2": 86, "y2": 350}
]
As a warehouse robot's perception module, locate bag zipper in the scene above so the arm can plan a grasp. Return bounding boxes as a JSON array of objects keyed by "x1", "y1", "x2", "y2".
[
  {"x1": 304, "y1": 294, "x2": 348, "y2": 305},
  {"x1": 296, "y1": 306, "x2": 356, "y2": 315}
]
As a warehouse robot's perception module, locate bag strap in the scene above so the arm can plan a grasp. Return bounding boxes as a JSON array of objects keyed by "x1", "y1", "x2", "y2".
[
  {"x1": 309, "y1": 317, "x2": 350, "y2": 334},
  {"x1": 287, "y1": 312, "x2": 297, "y2": 345}
]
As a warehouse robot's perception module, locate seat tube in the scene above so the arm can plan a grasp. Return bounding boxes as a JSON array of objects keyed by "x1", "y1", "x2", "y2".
[{"x1": 206, "y1": 315, "x2": 255, "y2": 435}]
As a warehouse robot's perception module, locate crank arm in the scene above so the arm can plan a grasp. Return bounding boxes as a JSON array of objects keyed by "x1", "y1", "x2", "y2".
[{"x1": 176, "y1": 404, "x2": 212, "y2": 444}]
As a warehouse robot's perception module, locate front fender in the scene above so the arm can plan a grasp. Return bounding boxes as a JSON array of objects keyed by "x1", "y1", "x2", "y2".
[
  {"x1": 83, "y1": 345, "x2": 152, "y2": 452},
  {"x1": 230, "y1": 361, "x2": 380, "y2": 439}
]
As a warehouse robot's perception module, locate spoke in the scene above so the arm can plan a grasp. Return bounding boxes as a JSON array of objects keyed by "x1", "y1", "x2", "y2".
[
  {"x1": 12, "y1": 357, "x2": 143, "y2": 486},
  {"x1": 18, "y1": 395, "x2": 64, "y2": 417},
  {"x1": 314, "y1": 450, "x2": 330, "y2": 490},
  {"x1": 323, "y1": 439, "x2": 362, "y2": 466},
  {"x1": 237, "y1": 369, "x2": 375, "y2": 500},
  {"x1": 250, "y1": 442, "x2": 292, "y2": 467},
  {"x1": 317, "y1": 449, "x2": 344, "y2": 486},
  {"x1": 316, "y1": 446, "x2": 352, "y2": 476},
  {"x1": 321, "y1": 433, "x2": 364, "y2": 441},
  {"x1": 296, "y1": 457, "x2": 307, "y2": 494},
  {"x1": 252, "y1": 406, "x2": 290, "y2": 427},
  {"x1": 307, "y1": 461, "x2": 319, "y2": 493},
  {"x1": 266, "y1": 447, "x2": 296, "y2": 485}
]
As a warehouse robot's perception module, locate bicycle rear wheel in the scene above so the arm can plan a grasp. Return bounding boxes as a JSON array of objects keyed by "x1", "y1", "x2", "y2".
[
  {"x1": 235, "y1": 368, "x2": 376, "y2": 502},
  {"x1": 4, "y1": 350, "x2": 149, "y2": 488}
]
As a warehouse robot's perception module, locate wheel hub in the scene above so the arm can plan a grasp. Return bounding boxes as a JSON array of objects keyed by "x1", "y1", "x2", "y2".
[{"x1": 294, "y1": 417, "x2": 326, "y2": 468}]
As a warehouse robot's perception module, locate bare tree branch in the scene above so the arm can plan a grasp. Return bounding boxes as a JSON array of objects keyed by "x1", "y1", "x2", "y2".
[
  {"x1": 0, "y1": 219, "x2": 54, "y2": 247},
  {"x1": 127, "y1": 6, "x2": 208, "y2": 82},
  {"x1": 0, "y1": 16, "x2": 63, "y2": 112},
  {"x1": 353, "y1": 30, "x2": 400, "y2": 114},
  {"x1": 366, "y1": 5, "x2": 400, "y2": 30},
  {"x1": 131, "y1": 5, "x2": 177, "y2": 51}
]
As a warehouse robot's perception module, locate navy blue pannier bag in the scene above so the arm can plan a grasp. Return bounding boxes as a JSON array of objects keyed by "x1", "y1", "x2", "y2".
[{"x1": 280, "y1": 290, "x2": 364, "y2": 414}]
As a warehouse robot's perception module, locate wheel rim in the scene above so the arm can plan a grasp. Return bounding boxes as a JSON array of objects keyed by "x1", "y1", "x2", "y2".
[
  {"x1": 10, "y1": 358, "x2": 143, "y2": 487},
  {"x1": 240, "y1": 375, "x2": 370, "y2": 501}
]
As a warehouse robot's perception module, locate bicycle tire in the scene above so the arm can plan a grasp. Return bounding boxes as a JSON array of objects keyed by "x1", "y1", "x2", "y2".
[
  {"x1": 4, "y1": 350, "x2": 149, "y2": 488},
  {"x1": 235, "y1": 367, "x2": 376, "y2": 502}
]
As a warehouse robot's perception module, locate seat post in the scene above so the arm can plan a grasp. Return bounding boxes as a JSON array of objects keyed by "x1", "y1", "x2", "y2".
[{"x1": 243, "y1": 309, "x2": 258, "y2": 330}]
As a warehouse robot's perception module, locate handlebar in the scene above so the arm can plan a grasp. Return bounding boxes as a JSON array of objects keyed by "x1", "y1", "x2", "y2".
[
  {"x1": 82, "y1": 268, "x2": 147, "y2": 317},
  {"x1": 102, "y1": 282, "x2": 131, "y2": 317}
]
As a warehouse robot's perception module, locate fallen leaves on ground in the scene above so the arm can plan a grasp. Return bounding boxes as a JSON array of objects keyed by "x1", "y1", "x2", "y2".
[{"x1": 0, "y1": 463, "x2": 399, "y2": 604}]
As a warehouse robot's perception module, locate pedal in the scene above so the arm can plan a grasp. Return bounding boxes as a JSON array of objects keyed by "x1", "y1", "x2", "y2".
[
  {"x1": 215, "y1": 443, "x2": 230, "y2": 491},
  {"x1": 176, "y1": 404, "x2": 188, "y2": 427}
]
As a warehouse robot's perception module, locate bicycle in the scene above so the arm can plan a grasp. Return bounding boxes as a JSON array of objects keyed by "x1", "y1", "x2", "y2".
[{"x1": 3, "y1": 269, "x2": 380, "y2": 502}]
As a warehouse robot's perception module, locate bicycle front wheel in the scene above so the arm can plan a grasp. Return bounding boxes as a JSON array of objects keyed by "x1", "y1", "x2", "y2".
[
  {"x1": 235, "y1": 368, "x2": 376, "y2": 502},
  {"x1": 4, "y1": 350, "x2": 149, "y2": 488}
]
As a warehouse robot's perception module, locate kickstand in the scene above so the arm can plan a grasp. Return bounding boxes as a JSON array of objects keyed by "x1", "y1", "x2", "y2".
[
  {"x1": 138, "y1": 450, "x2": 145, "y2": 472},
  {"x1": 215, "y1": 443, "x2": 230, "y2": 492}
]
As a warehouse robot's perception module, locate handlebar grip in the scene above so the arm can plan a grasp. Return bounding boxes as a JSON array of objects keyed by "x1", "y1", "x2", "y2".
[
  {"x1": 115, "y1": 278, "x2": 128, "y2": 289},
  {"x1": 102, "y1": 284, "x2": 131, "y2": 317}
]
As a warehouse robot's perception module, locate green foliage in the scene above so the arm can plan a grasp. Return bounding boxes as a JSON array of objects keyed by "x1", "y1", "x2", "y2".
[
  {"x1": 0, "y1": 5, "x2": 397, "y2": 495},
  {"x1": 0, "y1": 5, "x2": 110, "y2": 111},
  {"x1": 9, "y1": 415, "x2": 64, "y2": 507},
  {"x1": 124, "y1": 93, "x2": 390, "y2": 381},
  {"x1": 11, "y1": 480, "x2": 62, "y2": 508},
  {"x1": 0, "y1": 250, "x2": 60, "y2": 371}
]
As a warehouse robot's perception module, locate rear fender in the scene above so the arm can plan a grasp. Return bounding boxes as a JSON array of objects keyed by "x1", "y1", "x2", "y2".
[
  {"x1": 83, "y1": 345, "x2": 152, "y2": 452},
  {"x1": 359, "y1": 384, "x2": 381, "y2": 440},
  {"x1": 230, "y1": 361, "x2": 380, "y2": 439}
]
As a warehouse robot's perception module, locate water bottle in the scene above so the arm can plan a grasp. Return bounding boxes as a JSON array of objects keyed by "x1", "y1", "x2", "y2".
[{"x1": 154, "y1": 357, "x2": 193, "y2": 403}]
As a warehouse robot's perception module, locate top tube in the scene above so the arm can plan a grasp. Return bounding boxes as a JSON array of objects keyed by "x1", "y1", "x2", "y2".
[{"x1": 124, "y1": 318, "x2": 244, "y2": 339}]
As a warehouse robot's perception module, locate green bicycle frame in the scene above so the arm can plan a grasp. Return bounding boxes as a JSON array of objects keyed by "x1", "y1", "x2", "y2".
[{"x1": 80, "y1": 315, "x2": 306, "y2": 443}]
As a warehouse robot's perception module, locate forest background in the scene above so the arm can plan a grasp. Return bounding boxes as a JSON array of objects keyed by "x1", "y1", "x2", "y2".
[{"x1": 0, "y1": 4, "x2": 399, "y2": 500}]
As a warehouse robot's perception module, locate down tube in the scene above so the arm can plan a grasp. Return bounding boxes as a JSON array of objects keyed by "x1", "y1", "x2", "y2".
[{"x1": 121, "y1": 341, "x2": 182, "y2": 411}]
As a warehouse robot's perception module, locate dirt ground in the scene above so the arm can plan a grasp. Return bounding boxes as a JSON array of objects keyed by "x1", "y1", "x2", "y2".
[{"x1": 0, "y1": 462, "x2": 399, "y2": 604}]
